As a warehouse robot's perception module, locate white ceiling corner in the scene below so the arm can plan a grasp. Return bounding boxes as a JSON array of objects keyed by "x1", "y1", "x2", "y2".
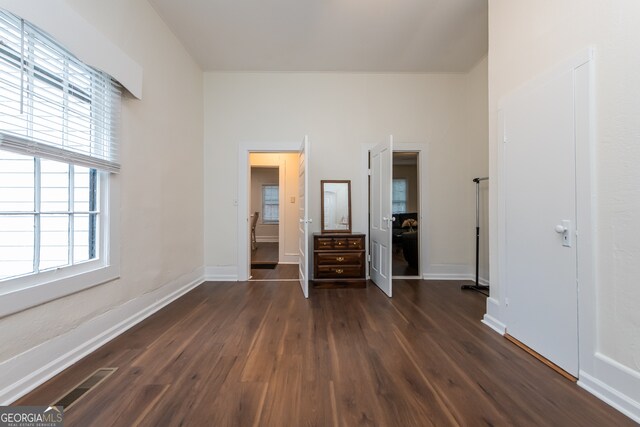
[{"x1": 148, "y1": 0, "x2": 487, "y2": 73}]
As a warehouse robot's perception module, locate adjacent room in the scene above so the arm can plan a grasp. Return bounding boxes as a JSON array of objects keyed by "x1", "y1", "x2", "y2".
[{"x1": 0, "y1": 0, "x2": 639, "y2": 425}]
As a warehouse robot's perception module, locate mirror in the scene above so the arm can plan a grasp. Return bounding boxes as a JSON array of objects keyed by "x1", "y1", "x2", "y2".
[{"x1": 321, "y1": 180, "x2": 352, "y2": 233}]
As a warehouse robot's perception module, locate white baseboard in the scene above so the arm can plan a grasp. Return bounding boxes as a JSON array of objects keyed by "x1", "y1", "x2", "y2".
[
  {"x1": 481, "y1": 297, "x2": 505, "y2": 334},
  {"x1": 423, "y1": 264, "x2": 471, "y2": 280},
  {"x1": 0, "y1": 267, "x2": 205, "y2": 405},
  {"x1": 481, "y1": 314, "x2": 506, "y2": 335},
  {"x1": 422, "y1": 274, "x2": 471, "y2": 281},
  {"x1": 578, "y1": 354, "x2": 640, "y2": 424},
  {"x1": 205, "y1": 266, "x2": 238, "y2": 281},
  {"x1": 422, "y1": 273, "x2": 489, "y2": 285},
  {"x1": 256, "y1": 236, "x2": 278, "y2": 243}
]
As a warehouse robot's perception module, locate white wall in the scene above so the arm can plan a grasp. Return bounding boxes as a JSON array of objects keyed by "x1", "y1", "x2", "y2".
[
  {"x1": 204, "y1": 70, "x2": 488, "y2": 280},
  {"x1": 488, "y1": 0, "x2": 640, "y2": 421},
  {"x1": 0, "y1": 0, "x2": 204, "y2": 401}
]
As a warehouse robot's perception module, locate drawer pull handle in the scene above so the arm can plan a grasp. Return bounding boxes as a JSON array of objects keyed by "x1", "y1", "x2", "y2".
[
  {"x1": 335, "y1": 269, "x2": 344, "y2": 274},
  {"x1": 336, "y1": 257, "x2": 345, "y2": 262}
]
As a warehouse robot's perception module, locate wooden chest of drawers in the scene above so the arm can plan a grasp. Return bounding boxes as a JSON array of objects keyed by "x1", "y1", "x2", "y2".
[{"x1": 313, "y1": 233, "x2": 366, "y2": 288}]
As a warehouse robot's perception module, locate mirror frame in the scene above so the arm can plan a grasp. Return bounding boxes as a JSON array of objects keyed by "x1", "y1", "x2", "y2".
[{"x1": 321, "y1": 180, "x2": 352, "y2": 234}]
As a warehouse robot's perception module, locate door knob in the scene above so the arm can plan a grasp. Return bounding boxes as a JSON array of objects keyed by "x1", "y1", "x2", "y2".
[{"x1": 555, "y1": 220, "x2": 572, "y2": 247}]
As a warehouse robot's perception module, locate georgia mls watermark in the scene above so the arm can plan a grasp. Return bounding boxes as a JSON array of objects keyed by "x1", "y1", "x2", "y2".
[{"x1": 0, "y1": 406, "x2": 63, "y2": 427}]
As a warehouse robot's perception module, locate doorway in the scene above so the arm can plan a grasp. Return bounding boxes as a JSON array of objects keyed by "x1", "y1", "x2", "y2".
[
  {"x1": 366, "y1": 137, "x2": 427, "y2": 297},
  {"x1": 237, "y1": 138, "x2": 311, "y2": 297},
  {"x1": 249, "y1": 165, "x2": 281, "y2": 270},
  {"x1": 248, "y1": 153, "x2": 299, "y2": 281},
  {"x1": 391, "y1": 152, "x2": 420, "y2": 278}
]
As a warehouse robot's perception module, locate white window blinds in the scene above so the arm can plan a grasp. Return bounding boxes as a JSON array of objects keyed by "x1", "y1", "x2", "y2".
[
  {"x1": 0, "y1": 10, "x2": 121, "y2": 173},
  {"x1": 392, "y1": 178, "x2": 407, "y2": 214},
  {"x1": 262, "y1": 185, "x2": 279, "y2": 223}
]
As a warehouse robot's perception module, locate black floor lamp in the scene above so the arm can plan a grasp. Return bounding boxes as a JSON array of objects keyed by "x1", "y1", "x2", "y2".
[{"x1": 462, "y1": 177, "x2": 489, "y2": 296}]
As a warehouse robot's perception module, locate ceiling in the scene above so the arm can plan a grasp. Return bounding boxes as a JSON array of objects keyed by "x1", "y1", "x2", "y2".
[{"x1": 148, "y1": 0, "x2": 488, "y2": 73}]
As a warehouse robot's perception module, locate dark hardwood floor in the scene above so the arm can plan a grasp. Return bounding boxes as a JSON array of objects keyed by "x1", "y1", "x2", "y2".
[
  {"x1": 251, "y1": 263, "x2": 299, "y2": 280},
  {"x1": 15, "y1": 280, "x2": 635, "y2": 426},
  {"x1": 251, "y1": 242, "x2": 278, "y2": 264}
]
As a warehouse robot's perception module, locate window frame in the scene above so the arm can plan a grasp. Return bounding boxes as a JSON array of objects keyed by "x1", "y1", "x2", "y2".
[
  {"x1": 392, "y1": 178, "x2": 408, "y2": 214},
  {"x1": 0, "y1": 171, "x2": 119, "y2": 318},
  {"x1": 261, "y1": 184, "x2": 279, "y2": 225}
]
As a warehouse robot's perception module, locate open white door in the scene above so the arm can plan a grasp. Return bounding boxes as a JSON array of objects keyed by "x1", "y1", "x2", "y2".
[
  {"x1": 298, "y1": 136, "x2": 310, "y2": 298},
  {"x1": 369, "y1": 136, "x2": 393, "y2": 297}
]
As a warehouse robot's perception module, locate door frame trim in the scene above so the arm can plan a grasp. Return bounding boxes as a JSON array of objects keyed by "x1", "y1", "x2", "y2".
[
  {"x1": 237, "y1": 142, "x2": 302, "y2": 282},
  {"x1": 495, "y1": 48, "x2": 596, "y2": 379}
]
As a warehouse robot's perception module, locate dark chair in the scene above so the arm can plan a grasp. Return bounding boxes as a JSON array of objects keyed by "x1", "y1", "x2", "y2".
[
  {"x1": 401, "y1": 231, "x2": 419, "y2": 268},
  {"x1": 392, "y1": 212, "x2": 418, "y2": 248},
  {"x1": 251, "y1": 212, "x2": 259, "y2": 250}
]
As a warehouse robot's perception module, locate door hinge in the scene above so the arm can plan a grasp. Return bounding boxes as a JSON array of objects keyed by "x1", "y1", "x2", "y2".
[
  {"x1": 505, "y1": 297, "x2": 509, "y2": 306},
  {"x1": 367, "y1": 169, "x2": 371, "y2": 176},
  {"x1": 367, "y1": 254, "x2": 371, "y2": 262}
]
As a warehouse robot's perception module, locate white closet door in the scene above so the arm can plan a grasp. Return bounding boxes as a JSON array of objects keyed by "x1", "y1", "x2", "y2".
[{"x1": 503, "y1": 63, "x2": 583, "y2": 376}]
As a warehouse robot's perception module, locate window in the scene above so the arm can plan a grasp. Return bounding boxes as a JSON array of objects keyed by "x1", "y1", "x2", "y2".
[
  {"x1": 0, "y1": 152, "x2": 99, "y2": 279},
  {"x1": 393, "y1": 179, "x2": 408, "y2": 214},
  {"x1": 0, "y1": 10, "x2": 120, "y2": 311},
  {"x1": 262, "y1": 185, "x2": 279, "y2": 224}
]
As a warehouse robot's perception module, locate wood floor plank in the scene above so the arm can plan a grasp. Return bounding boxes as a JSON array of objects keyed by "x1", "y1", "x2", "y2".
[{"x1": 13, "y1": 280, "x2": 637, "y2": 427}]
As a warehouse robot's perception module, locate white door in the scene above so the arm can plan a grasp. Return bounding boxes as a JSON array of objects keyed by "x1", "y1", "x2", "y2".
[
  {"x1": 369, "y1": 137, "x2": 393, "y2": 297},
  {"x1": 298, "y1": 136, "x2": 310, "y2": 298},
  {"x1": 503, "y1": 64, "x2": 581, "y2": 376}
]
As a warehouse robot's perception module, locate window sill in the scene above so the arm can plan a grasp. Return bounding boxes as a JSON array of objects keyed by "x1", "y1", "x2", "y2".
[{"x1": 0, "y1": 262, "x2": 120, "y2": 318}]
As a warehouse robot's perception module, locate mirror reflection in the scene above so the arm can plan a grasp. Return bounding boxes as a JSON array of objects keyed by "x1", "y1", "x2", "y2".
[{"x1": 322, "y1": 180, "x2": 351, "y2": 233}]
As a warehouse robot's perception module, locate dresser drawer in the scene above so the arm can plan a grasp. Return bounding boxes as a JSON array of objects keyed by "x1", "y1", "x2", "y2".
[
  {"x1": 314, "y1": 235, "x2": 364, "y2": 250},
  {"x1": 316, "y1": 265, "x2": 363, "y2": 279},
  {"x1": 316, "y1": 252, "x2": 363, "y2": 266},
  {"x1": 316, "y1": 238, "x2": 334, "y2": 249},
  {"x1": 347, "y1": 238, "x2": 363, "y2": 249},
  {"x1": 332, "y1": 238, "x2": 348, "y2": 249}
]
